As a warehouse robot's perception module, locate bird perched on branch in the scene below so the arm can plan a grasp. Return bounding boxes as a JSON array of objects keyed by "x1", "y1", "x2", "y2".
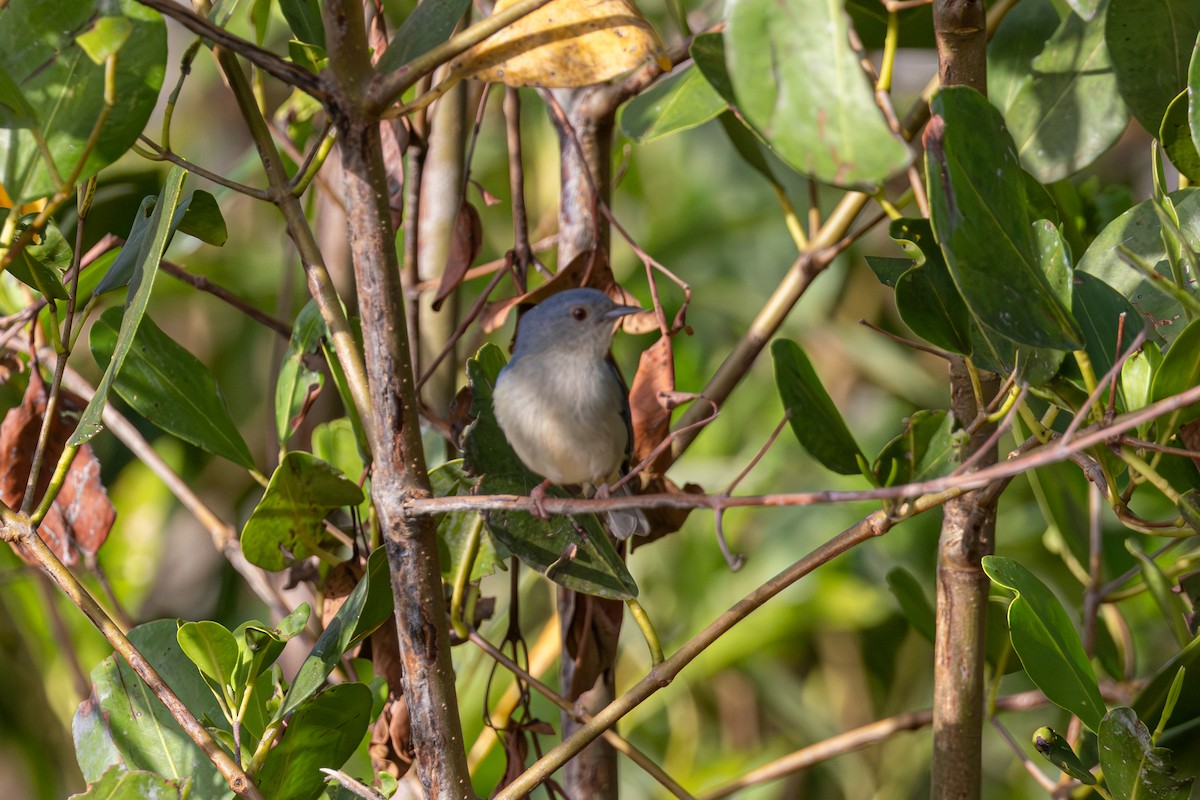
[{"x1": 492, "y1": 287, "x2": 648, "y2": 539}]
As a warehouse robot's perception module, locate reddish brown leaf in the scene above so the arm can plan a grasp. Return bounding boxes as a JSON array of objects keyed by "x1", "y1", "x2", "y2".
[
  {"x1": 432, "y1": 201, "x2": 484, "y2": 312},
  {"x1": 560, "y1": 589, "x2": 622, "y2": 697},
  {"x1": 628, "y1": 334, "x2": 674, "y2": 471},
  {"x1": 0, "y1": 372, "x2": 114, "y2": 564},
  {"x1": 480, "y1": 249, "x2": 617, "y2": 334},
  {"x1": 369, "y1": 694, "x2": 413, "y2": 780},
  {"x1": 1181, "y1": 420, "x2": 1200, "y2": 472}
]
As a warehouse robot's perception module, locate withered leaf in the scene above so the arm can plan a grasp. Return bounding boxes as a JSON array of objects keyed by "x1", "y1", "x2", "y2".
[
  {"x1": 0, "y1": 372, "x2": 115, "y2": 565},
  {"x1": 628, "y1": 334, "x2": 674, "y2": 471},
  {"x1": 453, "y1": 0, "x2": 666, "y2": 89},
  {"x1": 433, "y1": 201, "x2": 484, "y2": 312}
]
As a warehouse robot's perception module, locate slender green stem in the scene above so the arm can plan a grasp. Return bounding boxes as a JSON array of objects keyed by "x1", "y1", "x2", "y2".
[
  {"x1": 626, "y1": 597, "x2": 663, "y2": 665},
  {"x1": 449, "y1": 515, "x2": 484, "y2": 640}
]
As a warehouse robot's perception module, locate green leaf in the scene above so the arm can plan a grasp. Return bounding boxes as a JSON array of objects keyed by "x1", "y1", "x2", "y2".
[
  {"x1": 71, "y1": 620, "x2": 227, "y2": 797},
  {"x1": 724, "y1": 0, "x2": 911, "y2": 188},
  {"x1": 0, "y1": 63, "x2": 37, "y2": 127},
  {"x1": 241, "y1": 451, "x2": 363, "y2": 571},
  {"x1": 1078, "y1": 189, "x2": 1199, "y2": 345},
  {"x1": 886, "y1": 567, "x2": 935, "y2": 643},
  {"x1": 431, "y1": 460, "x2": 506, "y2": 583},
  {"x1": 310, "y1": 419, "x2": 367, "y2": 515},
  {"x1": 234, "y1": 604, "x2": 310, "y2": 688},
  {"x1": 462, "y1": 344, "x2": 640, "y2": 600},
  {"x1": 0, "y1": 0, "x2": 165, "y2": 202},
  {"x1": 691, "y1": 32, "x2": 735, "y2": 105},
  {"x1": 279, "y1": 0, "x2": 325, "y2": 47},
  {"x1": 873, "y1": 410, "x2": 958, "y2": 487},
  {"x1": 1099, "y1": 707, "x2": 1194, "y2": 799},
  {"x1": 1122, "y1": 343, "x2": 1163, "y2": 417},
  {"x1": 1107, "y1": 0, "x2": 1200, "y2": 137},
  {"x1": 771, "y1": 339, "x2": 866, "y2": 476},
  {"x1": 172, "y1": 190, "x2": 228, "y2": 246},
  {"x1": 1132, "y1": 635, "x2": 1200, "y2": 737},
  {"x1": 176, "y1": 620, "x2": 238, "y2": 701},
  {"x1": 90, "y1": 308, "x2": 255, "y2": 468},
  {"x1": 276, "y1": 548, "x2": 392, "y2": 722},
  {"x1": 1180, "y1": 489, "x2": 1200, "y2": 533},
  {"x1": 1163, "y1": 90, "x2": 1200, "y2": 183},
  {"x1": 1191, "y1": 30, "x2": 1200, "y2": 158},
  {"x1": 67, "y1": 765, "x2": 187, "y2": 800},
  {"x1": 983, "y1": 556, "x2": 1107, "y2": 731},
  {"x1": 925, "y1": 87, "x2": 1083, "y2": 351},
  {"x1": 94, "y1": 197, "x2": 156, "y2": 296},
  {"x1": 70, "y1": 165, "x2": 186, "y2": 445},
  {"x1": 997, "y1": 0, "x2": 1129, "y2": 182},
  {"x1": 76, "y1": 16, "x2": 133, "y2": 64},
  {"x1": 276, "y1": 300, "x2": 327, "y2": 444},
  {"x1": 258, "y1": 683, "x2": 372, "y2": 800},
  {"x1": 864, "y1": 256, "x2": 912, "y2": 288},
  {"x1": 619, "y1": 65, "x2": 726, "y2": 142},
  {"x1": 1151, "y1": 318, "x2": 1200, "y2": 423},
  {"x1": 1032, "y1": 727, "x2": 1097, "y2": 785},
  {"x1": 987, "y1": 0, "x2": 1059, "y2": 118},
  {"x1": 888, "y1": 217, "x2": 972, "y2": 354},
  {"x1": 1126, "y1": 539, "x2": 1192, "y2": 646},
  {"x1": 9, "y1": 216, "x2": 71, "y2": 300},
  {"x1": 1071, "y1": 273, "x2": 1145, "y2": 400},
  {"x1": 376, "y1": 0, "x2": 471, "y2": 73}
]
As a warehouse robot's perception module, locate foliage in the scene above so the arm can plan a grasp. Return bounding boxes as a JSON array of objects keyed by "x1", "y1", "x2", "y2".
[{"x1": 1, "y1": 0, "x2": 1199, "y2": 798}]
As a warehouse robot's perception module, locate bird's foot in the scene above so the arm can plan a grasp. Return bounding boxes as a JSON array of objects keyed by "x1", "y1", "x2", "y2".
[{"x1": 530, "y1": 479, "x2": 554, "y2": 520}]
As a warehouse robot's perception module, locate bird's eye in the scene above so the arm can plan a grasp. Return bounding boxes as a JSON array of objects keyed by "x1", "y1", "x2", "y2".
[{"x1": 571, "y1": 307, "x2": 588, "y2": 321}]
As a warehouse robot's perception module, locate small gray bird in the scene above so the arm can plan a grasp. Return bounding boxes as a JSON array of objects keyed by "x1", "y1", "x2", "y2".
[{"x1": 492, "y1": 287, "x2": 647, "y2": 539}]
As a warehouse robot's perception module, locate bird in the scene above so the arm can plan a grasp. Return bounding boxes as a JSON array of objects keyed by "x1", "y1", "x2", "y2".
[{"x1": 492, "y1": 287, "x2": 648, "y2": 539}]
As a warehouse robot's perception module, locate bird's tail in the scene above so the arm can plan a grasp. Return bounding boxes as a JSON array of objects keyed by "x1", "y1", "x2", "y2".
[{"x1": 595, "y1": 480, "x2": 648, "y2": 541}]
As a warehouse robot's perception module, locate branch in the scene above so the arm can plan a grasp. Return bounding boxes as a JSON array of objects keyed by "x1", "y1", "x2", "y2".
[{"x1": 134, "y1": 0, "x2": 324, "y2": 98}]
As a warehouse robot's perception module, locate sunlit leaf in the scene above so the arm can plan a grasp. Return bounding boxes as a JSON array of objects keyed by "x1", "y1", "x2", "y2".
[
  {"x1": 454, "y1": 0, "x2": 665, "y2": 88},
  {"x1": 1106, "y1": 0, "x2": 1200, "y2": 137},
  {"x1": 725, "y1": 0, "x2": 910, "y2": 188}
]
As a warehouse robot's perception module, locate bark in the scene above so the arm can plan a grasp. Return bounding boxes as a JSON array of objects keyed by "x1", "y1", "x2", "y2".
[
  {"x1": 929, "y1": 4, "x2": 994, "y2": 796},
  {"x1": 323, "y1": 2, "x2": 474, "y2": 796}
]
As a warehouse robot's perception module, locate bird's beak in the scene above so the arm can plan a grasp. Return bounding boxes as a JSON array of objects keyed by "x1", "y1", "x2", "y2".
[{"x1": 603, "y1": 304, "x2": 644, "y2": 321}]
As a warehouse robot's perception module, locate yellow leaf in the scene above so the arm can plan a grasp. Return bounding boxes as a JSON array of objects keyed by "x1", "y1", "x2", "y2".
[{"x1": 454, "y1": 0, "x2": 665, "y2": 88}]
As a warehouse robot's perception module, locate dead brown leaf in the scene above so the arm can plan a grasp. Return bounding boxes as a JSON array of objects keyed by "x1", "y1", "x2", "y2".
[
  {"x1": 628, "y1": 334, "x2": 674, "y2": 471},
  {"x1": 433, "y1": 201, "x2": 484, "y2": 312},
  {"x1": 0, "y1": 372, "x2": 115, "y2": 564}
]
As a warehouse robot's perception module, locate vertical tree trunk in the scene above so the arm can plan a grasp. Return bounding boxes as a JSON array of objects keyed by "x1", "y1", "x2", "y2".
[
  {"x1": 552, "y1": 85, "x2": 620, "y2": 800},
  {"x1": 323, "y1": 2, "x2": 474, "y2": 797},
  {"x1": 929, "y1": 3, "x2": 995, "y2": 798}
]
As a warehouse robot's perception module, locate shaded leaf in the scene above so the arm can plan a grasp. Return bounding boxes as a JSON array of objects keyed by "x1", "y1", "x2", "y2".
[
  {"x1": 241, "y1": 452, "x2": 363, "y2": 571},
  {"x1": 619, "y1": 65, "x2": 725, "y2": 142},
  {"x1": 0, "y1": 0, "x2": 165, "y2": 202},
  {"x1": 462, "y1": 344, "x2": 639, "y2": 600},
  {"x1": 1099, "y1": 707, "x2": 1194, "y2": 799},
  {"x1": 724, "y1": 0, "x2": 910, "y2": 188},
  {"x1": 376, "y1": 0, "x2": 471, "y2": 72},
  {"x1": 90, "y1": 308, "x2": 255, "y2": 468},
  {"x1": 864, "y1": 256, "x2": 911, "y2": 288},
  {"x1": 983, "y1": 556, "x2": 1107, "y2": 731},
  {"x1": 886, "y1": 567, "x2": 935, "y2": 643},
  {"x1": 771, "y1": 338, "x2": 865, "y2": 476},
  {"x1": 172, "y1": 190, "x2": 227, "y2": 246},
  {"x1": 889, "y1": 217, "x2": 972, "y2": 354},
  {"x1": 1151, "y1": 318, "x2": 1200, "y2": 424},
  {"x1": 71, "y1": 166, "x2": 186, "y2": 445},
  {"x1": 430, "y1": 461, "x2": 506, "y2": 583},
  {"x1": 925, "y1": 88, "x2": 1083, "y2": 351},
  {"x1": 873, "y1": 409, "x2": 959, "y2": 487},
  {"x1": 1106, "y1": 0, "x2": 1200, "y2": 137},
  {"x1": 1033, "y1": 727, "x2": 1097, "y2": 785},
  {"x1": 259, "y1": 684, "x2": 372, "y2": 800},
  {"x1": 1071, "y1": 272, "x2": 1146, "y2": 402},
  {"x1": 276, "y1": 300, "x2": 327, "y2": 444},
  {"x1": 1126, "y1": 539, "x2": 1191, "y2": 646},
  {"x1": 0, "y1": 62, "x2": 37, "y2": 126},
  {"x1": 276, "y1": 547, "x2": 392, "y2": 721},
  {"x1": 8, "y1": 216, "x2": 71, "y2": 299},
  {"x1": 453, "y1": 0, "x2": 665, "y2": 88},
  {"x1": 279, "y1": 0, "x2": 325, "y2": 47},
  {"x1": 1192, "y1": 30, "x2": 1200, "y2": 158}
]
